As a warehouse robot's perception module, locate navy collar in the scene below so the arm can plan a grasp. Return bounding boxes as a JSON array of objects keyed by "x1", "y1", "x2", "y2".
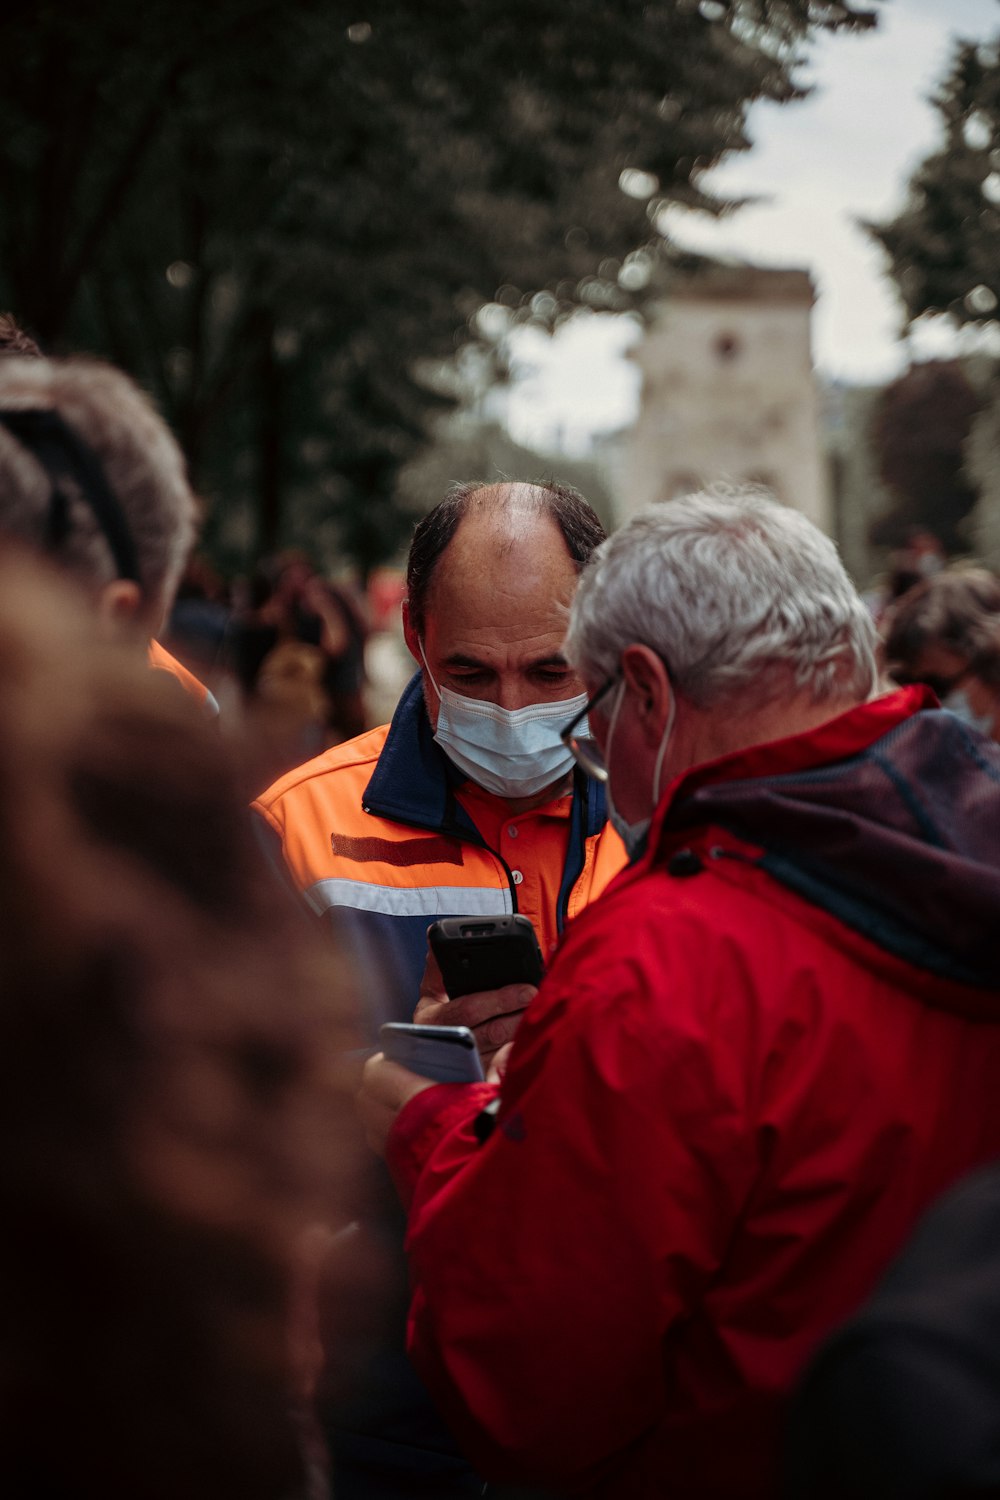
[
  {"x1": 364, "y1": 670, "x2": 609, "y2": 843},
  {"x1": 364, "y1": 673, "x2": 478, "y2": 837}
]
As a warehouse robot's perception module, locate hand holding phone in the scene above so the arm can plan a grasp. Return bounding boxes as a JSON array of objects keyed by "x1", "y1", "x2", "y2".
[
  {"x1": 415, "y1": 916, "x2": 542, "y2": 1065},
  {"x1": 359, "y1": 1046, "x2": 439, "y2": 1158},
  {"x1": 429, "y1": 915, "x2": 544, "y2": 998}
]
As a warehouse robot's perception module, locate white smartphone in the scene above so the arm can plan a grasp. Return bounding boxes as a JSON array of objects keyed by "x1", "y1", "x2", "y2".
[{"x1": 379, "y1": 1022, "x2": 485, "y2": 1084}]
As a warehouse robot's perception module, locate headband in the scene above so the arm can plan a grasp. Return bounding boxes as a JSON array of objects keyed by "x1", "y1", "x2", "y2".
[{"x1": 0, "y1": 406, "x2": 140, "y2": 584}]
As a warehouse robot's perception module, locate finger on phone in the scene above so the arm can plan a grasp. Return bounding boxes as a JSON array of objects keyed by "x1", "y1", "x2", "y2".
[
  {"x1": 447, "y1": 984, "x2": 536, "y2": 1031},
  {"x1": 418, "y1": 939, "x2": 447, "y2": 1005}
]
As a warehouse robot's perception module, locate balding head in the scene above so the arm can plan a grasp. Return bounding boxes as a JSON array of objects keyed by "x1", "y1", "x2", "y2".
[
  {"x1": 405, "y1": 480, "x2": 605, "y2": 640},
  {"x1": 401, "y1": 482, "x2": 603, "y2": 810}
]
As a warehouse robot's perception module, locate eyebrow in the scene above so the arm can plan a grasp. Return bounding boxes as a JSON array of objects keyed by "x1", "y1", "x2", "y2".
[
  {"x1": 441, "y1": 653, "x2": 491, "y2": 670},
  {"x1": 441, "y1": 652, "x2": 570, "y2": 670}
]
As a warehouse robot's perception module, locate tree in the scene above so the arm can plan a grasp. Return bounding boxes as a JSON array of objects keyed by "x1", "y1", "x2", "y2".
[
  {"x1": 868, "y1": 360, "x2": 981, "y2": 553},
  {"x1": 869, "y1": 34, "x2": 1000, "y2": 330},
  {"x1": 964, "y1": 384, "x2": 1000, "y2": 566},
  {"x1": 0, "y1": 0, "x2": 879, "y2": 574},
  {"x1": 869, "y1": 33, "x2": 1000, "y2": 564}
]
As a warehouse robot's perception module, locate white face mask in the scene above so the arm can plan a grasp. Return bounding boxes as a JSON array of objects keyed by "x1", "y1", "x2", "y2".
[
  {"x1": 604, "y1": 677, "x2": 675, "y2": 860},
  {"x1": 942, "y1": 685, "x2": 994, "y2": 738},
  {"x1": 421, "y1": 644, "x2": 587, "y2": 800}
]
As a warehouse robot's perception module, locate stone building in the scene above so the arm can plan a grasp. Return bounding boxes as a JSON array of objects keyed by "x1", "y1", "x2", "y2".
[{"x1": 619, "y1": 266, "x2": 829, "y2": 532}]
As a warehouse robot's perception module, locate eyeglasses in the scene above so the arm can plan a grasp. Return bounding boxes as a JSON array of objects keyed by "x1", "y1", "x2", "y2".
[{"x1": 560, "y1": 674, "x2": 620, "y2": 782}]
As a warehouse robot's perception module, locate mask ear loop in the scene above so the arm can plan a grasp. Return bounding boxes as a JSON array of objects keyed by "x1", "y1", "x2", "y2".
[
  {"x1": 418, "y1": 639, "x2": 443, "y2": 700},
  {"x1": 609, "y1": 673, "x2": 676, "y2": 812},
  {"x1": 651, "y1": 685, "x2": 676, "y2": 807}
]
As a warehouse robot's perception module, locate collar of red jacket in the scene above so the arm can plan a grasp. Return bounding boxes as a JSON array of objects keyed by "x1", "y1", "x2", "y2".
[
  {"x1": 642, "y1": 685, "x2": 1000, "y2": 997},
  {"x1": 658, "y1": 684, "x2": 932, "y2": 819}
]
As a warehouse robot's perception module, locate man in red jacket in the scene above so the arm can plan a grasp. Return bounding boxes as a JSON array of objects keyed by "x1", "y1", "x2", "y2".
[{"x1": 360, "y1": 485, "x2": 1000, "y2": 1499}]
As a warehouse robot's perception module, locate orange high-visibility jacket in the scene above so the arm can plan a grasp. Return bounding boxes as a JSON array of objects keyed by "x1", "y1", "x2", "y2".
[
  {"x1": 253, "y1": 674, "x2": 625, "y2": 1040},
  {"x1": 255, "y1": 673, "x2": 625, "y2": 1490},
  {"x1": 148, "y1": 639, "x2": 219, "y2": 714}
]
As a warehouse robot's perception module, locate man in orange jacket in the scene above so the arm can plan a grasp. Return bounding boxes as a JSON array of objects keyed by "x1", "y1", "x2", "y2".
[
  {"x1": 361, "y1": 486, "x2": 1000, "y2": 1499},
  {"x1": 255, "y1": 479, "x2": 626, "y2": 1498},
  {"x1": 254, "y1": 480, "x2": 626, "y2": 1043}
]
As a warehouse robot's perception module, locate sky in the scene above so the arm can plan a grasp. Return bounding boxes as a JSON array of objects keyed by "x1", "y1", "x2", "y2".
[{"x1": 504, "y1": 0, "x2": 1000, "y2": 454}]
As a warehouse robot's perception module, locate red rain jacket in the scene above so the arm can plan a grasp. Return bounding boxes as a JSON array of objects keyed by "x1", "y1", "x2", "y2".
[{"x1": 387, "y1": 689, "x2": 1000, "y2": 1498}]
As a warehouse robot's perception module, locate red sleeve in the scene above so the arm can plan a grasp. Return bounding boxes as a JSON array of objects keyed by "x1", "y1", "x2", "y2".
[
  {"x1": 394, "y1": 884, "x2": 760, "y2": 1489},
  {"x1": 386, "y1": 1080, "x2": 497, "y2": 1211}
]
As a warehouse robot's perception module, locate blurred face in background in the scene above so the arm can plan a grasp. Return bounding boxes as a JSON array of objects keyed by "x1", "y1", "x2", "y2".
[{"x1": 898, "y1": 640, "x2": 1000, "y2": 741}]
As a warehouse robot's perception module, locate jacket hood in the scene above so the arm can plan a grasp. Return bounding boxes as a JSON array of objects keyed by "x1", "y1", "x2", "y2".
[{"x1": 660, "y1": 690, "x2": 1000, "y2": 995}]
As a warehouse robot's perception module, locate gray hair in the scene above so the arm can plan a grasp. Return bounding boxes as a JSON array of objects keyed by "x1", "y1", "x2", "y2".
[
  {"x1": 564, "y1": 486, "x2": 878, "y2": 708},
  {"x1": 0, "y1": 357, "x2": 197, "y2": 617}
]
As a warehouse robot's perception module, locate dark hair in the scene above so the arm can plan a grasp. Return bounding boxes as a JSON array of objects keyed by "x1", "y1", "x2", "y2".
[
  {"x1": 884, "y1": 568, "x2": 1000, "y2": 685},
  {"x1": 406, "y1": 479, "x2": 606, "y2": 637},
  {"x1": 0, "y1": 313, "x2": 42, "y2": 358},
  {"x1": 0, "y1": 550, "x2": 362, "y2": 1500}
]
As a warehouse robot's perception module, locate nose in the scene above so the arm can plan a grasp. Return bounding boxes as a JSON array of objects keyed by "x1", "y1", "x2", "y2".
[{"x1": 495, "y1": 677, "x2": 534, "y2": 712}]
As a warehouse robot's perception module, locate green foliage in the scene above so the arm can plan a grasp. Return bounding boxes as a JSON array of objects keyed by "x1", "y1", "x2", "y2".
[
  {"x1": 869, "y1": 35, "x2": 1000, "y2": 562},
  {"x1": 869, "y1": 35, "x2": 1000, "y2": 327},
  {"x1": 0, "y1": 0, "x2": 878, "y2": 574},
  {"x1": 965, "y1": 370, "x2": 1000, "y2": 567},
  {"x1": 825, "y1": 382, "x2": 894, "y2": 585},
  {"x1": 869, "y1": 360, "x2": 981, "y2": 552}
]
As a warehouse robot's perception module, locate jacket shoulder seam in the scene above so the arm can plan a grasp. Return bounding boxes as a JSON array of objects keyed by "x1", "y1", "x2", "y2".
[{"x1": 254, "y1": 735, "x2": 387, "y2": 809}]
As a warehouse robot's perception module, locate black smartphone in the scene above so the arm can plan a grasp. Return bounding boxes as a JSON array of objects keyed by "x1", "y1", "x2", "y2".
[
  {"x1": 380, "y1": 1022, "x2": 486, "y2": 1083},
  {"x1": 428, "y1": 914, "x2": 544, "y2": 999}
]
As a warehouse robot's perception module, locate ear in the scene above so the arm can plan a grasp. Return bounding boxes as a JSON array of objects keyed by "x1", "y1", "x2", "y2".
[
  {"x1": 95, "y1": 579, "x2": 147, "y2": 641},
  {"x1": 401, "y1": 599, "x2": 422, "y2": 666},
  {"x1": 620, "y1": 644, "x2": 672, "y2": 747}
]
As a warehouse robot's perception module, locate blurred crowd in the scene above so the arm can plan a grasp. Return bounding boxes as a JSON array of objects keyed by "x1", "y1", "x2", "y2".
[
  {"x1": 2, "y1": 308, "x2": 1000, "y2": 1500},
  {"x1": 164, "y1": 550, "x2": 377, "y2": 783}
]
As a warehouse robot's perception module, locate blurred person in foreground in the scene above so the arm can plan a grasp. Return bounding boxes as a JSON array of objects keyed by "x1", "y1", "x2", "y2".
[
  {"x1": 786, "y1": 1154, "x2": 1000, "y2": 1499},
  {"x1": 255, "y1": 480, "x2": 626, "y2": 1498},
  {"x1": 883, "y1": 565, "x2": 1000, "y2": 740},
  {"x1": 0, "y1": 333, "x2": 213, "y2": 710},
  {"x1": 0, "y1": 549, "x2": 362, "y2": 1500},
  {"x1": 360, "y1": 486, "x2": 1000, "y2": 1499},
  {"x1": 792, "y1": 556, "x2": 1000, "y2": 1500}
]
